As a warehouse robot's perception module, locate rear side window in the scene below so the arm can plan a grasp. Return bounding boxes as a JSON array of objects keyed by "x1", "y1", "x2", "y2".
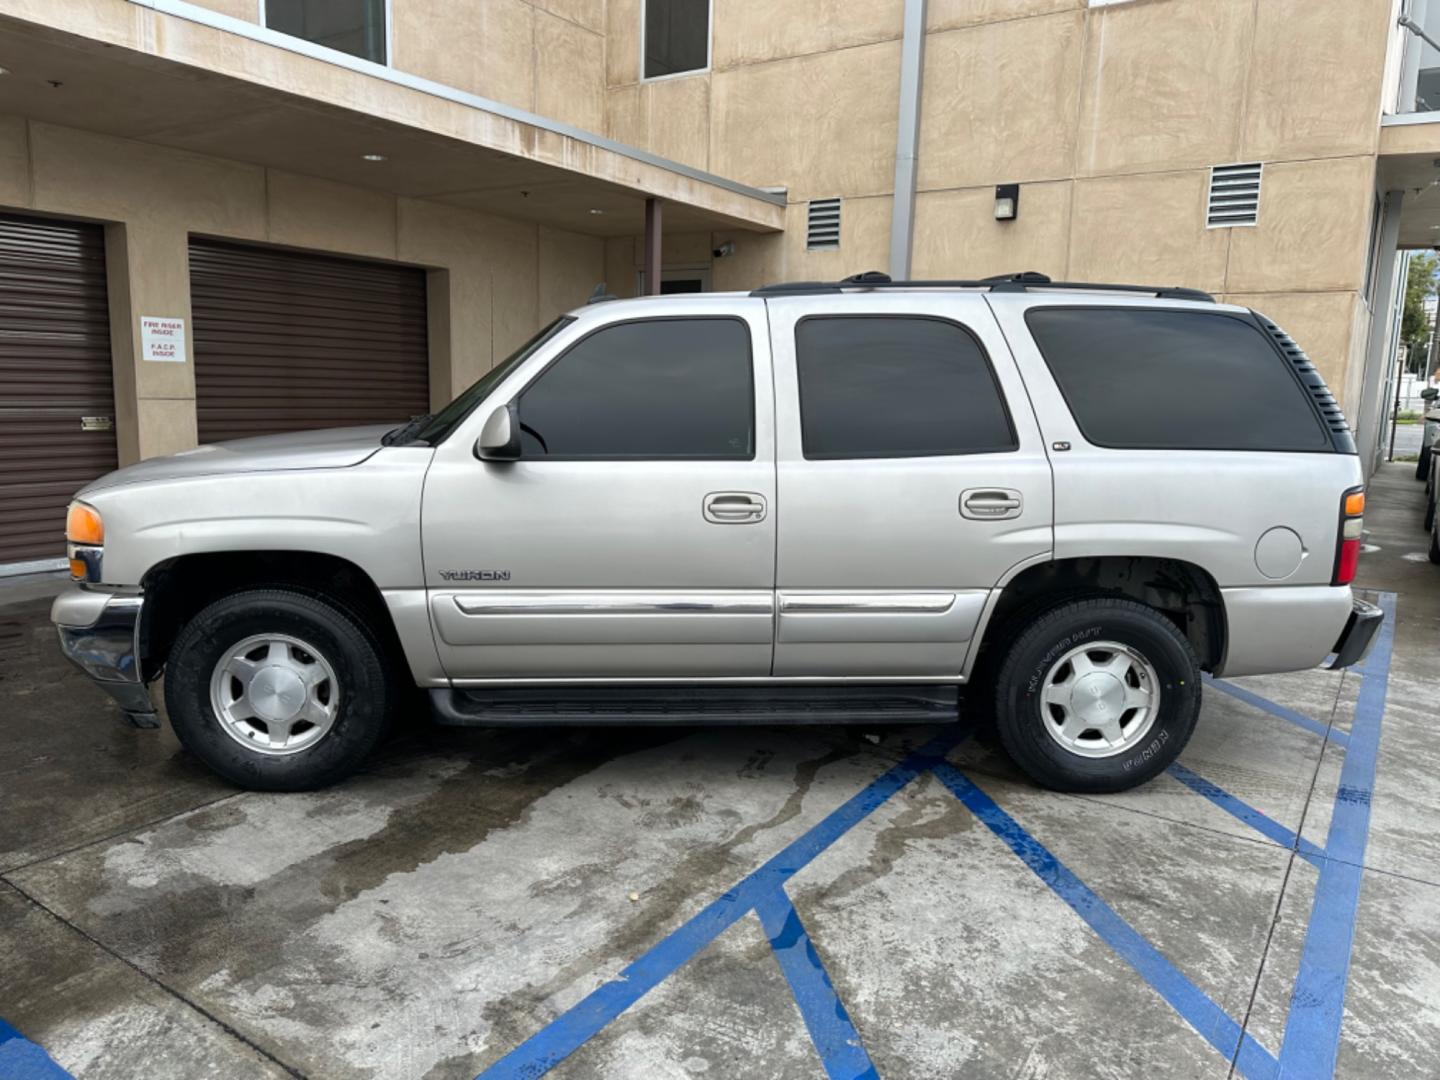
[
  {"x1": 518, "y1": 317, "x2": 753, "y2": 459},
  {"x1": 1025, "y1": 308, "x2": 1331, "y2": 452},
  {"x1": 795, "y1": 316, "x2": 1017, "y2": 459}
]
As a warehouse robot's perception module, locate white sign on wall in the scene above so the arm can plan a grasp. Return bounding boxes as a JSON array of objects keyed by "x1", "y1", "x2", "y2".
[{"x1": 140, "y1": 316, "x2": 186, "y2": 363}]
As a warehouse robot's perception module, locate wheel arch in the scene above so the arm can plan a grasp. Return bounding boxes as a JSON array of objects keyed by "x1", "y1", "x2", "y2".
[
  {"x1": 973, "y1": 555, "x2": 1227, "y2": 677},
  {"x1": 138, "y1": 550, "x2": 410, "y2": 684}
]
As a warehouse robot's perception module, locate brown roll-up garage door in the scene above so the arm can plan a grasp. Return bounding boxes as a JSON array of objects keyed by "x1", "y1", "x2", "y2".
[
  {"x1": 0, "y1": 213, "x2": 118, "y2": 567},
  {"x1": 190, "y1": 238, "x2": 429, "y2": 444}
]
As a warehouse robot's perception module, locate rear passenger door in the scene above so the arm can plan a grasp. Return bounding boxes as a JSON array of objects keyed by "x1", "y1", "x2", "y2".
[{"x1": 767, "y1": 294, "x2": 1053, "y2": 677}]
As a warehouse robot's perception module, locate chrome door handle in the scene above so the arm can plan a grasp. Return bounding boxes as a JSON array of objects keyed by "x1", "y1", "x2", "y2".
[
  {"x1": 704, "y1": 491, "x2": 767, "y2": 524},
  {"x1": 960, "y1": 488, "x2": 1023, "y2": 520}
]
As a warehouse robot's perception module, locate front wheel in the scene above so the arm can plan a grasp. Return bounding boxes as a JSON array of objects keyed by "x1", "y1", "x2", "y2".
[
  {"x1": 992, "y1": 598, "x2": 1201, "y2": 793},
  {"x1": 165, "y1": 588, "x2": 396, "y2": 791}
]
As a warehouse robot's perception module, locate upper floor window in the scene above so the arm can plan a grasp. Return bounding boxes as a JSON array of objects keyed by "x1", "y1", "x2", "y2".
[
  {"x1": 266, "y1": 0, "x2": 388, "y2": 65},
  {"x1": 644, "y1": 0, "x2": 710, "y2": 80}
]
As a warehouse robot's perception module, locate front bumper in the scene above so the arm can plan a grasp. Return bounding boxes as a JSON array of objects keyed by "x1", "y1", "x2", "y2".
[
  {"x1": 1328, "y1": 597, "x2": 1384, "y2": 671},
  {"x1": 51, "y1": 585, "x2": 159, "y2": 728}
]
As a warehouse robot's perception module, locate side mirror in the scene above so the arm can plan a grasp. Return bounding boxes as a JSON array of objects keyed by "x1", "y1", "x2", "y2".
[
  {"x1": 476, "y1": 403, "x2": 521, "y2": 461},
  {"x1": 1422, "y1": 388, "x2": 1439, "y2": 402}
]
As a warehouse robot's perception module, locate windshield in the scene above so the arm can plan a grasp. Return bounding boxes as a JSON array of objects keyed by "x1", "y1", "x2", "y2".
[{"x1": 406, "y1": 316, "x2": 574, "y2": 446}]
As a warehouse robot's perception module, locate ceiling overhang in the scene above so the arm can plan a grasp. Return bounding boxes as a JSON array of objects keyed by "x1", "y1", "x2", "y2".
[{"x1": 0, "y1": 0, "x2": 786, "y2": 238}]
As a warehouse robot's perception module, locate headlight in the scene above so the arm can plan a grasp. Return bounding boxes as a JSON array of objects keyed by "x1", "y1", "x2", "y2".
[
  {"x1": 65, "y1": 502, "x2": 104, "y2": 581},
  {"x1": 66, "y1": 502, "x2": 104, "y2": 545}
]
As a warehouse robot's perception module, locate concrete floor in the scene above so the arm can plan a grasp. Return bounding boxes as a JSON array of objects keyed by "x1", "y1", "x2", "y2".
[{"x1": 1, "y1": 464, "x2": 1437, "y2": 1079}]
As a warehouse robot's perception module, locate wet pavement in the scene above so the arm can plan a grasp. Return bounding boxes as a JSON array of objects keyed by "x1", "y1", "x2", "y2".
[{"x1": 1, "y1": 464, "x2": 1438, "y2": 1079}]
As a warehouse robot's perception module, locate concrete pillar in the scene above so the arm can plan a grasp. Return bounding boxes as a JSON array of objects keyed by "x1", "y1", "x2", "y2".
[
  {"x1": 1356, "y1": 190, "x2": 1405, "y2": 477},
  {"x1": 644, "y1": 198, "x2": 662, "y2": 296},
  {"x1": 103, "y1": 222, "x2": 198, "y2": 465}
]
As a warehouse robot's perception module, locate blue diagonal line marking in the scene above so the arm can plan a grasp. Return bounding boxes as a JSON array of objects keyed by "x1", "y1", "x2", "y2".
[
  {"x1": 1277, "y1": 592, "x2": 1395, "y2": 1078},
  {"x1": 1168, "y1": 762, "x2": 1325, "y2": 866},
  {"x1": 755, "y1": 888, "x2": 878, "y2": 1080},
  {"x1": 0, "y1": 1019, "x2": 75, "y2": 1080},
  {"x1": 931, "y1": 762, "x2": 1279, "y2": 1080},
  {"x1": 475, "y1": 729, "x2": 967, "y2": 1079},
  {"x1": 1205, "y1": 677, "x2": 1348, "y2": 748}
]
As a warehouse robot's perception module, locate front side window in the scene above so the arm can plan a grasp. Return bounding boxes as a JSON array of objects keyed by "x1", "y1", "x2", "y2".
[
  {"x1": 644, "y1": 0, "x2": 710, "y2": 79},
  {"x1": 1025, "y1": 308, "x2": 1332, "y2": 452},
  {"x1": 795, "y1": 317, "x2": 1017, "y2": 459},
  {"x1": 266, "y1": 0, "x2": 387, "y2": 64},
  {"x1": 518, "y1": 318, "x2": 753, "y2": 459}
]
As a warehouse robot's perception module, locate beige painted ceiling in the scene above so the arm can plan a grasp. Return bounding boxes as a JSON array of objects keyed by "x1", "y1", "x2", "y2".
[{"x1": 0, "y1": 12, "x2": 777, "y2": 238}]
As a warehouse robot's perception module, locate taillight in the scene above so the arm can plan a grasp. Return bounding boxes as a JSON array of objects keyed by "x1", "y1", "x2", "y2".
[{"x1": 1332, "y1": 487, "x2": 1364, "y2": 586}]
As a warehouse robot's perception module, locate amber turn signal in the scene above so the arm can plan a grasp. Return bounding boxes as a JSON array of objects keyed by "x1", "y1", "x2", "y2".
[
  {"x1": 1343, "y1": 491, "x2": 1365, "y2": 517},
  {"x1": 68, "y1": 558, "x2": 88, "y2": 580},
  {"x1": 66, "y1": 502, "x2": 104, "y2": 545}
]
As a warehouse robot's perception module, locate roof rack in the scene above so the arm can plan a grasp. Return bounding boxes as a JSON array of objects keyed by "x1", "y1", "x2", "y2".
[{"x1": 749, "y1": 270, "x2": 1215, "y2": 303}]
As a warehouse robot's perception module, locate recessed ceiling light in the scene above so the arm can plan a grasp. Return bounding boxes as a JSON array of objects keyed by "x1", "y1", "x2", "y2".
[
  {"x1": 588, "y1": 208, "x2": 605, "y2": 215},
  {"x1": 0, "y1": 67, "x2": 9, "y2": 76},
  {"x1": 362, "y1": 153, "x2": 387, "y2": 162}
]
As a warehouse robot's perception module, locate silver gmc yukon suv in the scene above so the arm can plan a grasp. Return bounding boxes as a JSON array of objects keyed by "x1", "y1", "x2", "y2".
[{"x1": 52, "y1": 271, "x2": 1382, "y2": 794}]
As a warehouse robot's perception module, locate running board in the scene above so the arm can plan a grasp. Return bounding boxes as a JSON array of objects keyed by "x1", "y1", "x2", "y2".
[{"x1": 429, "y1": 685, "x2": 961, "y2": 727}]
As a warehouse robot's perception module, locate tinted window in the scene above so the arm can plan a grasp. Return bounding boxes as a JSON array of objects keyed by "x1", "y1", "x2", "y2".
[
  {"x1": 795, "y1": 317, "x2": 1017, "y2": 459},
  {"x1": 267, "y1": 0, "x2": 386, "y2": 64},
  {"x1": 644, "y1": 0, "x2": 710, "y2": 78},
  {"x1": 1025, "y1": 309, "x2": 1330, "y2": 452},
  {"x1": 518, "y1": 318, "x2": 752, "y2": 459}
]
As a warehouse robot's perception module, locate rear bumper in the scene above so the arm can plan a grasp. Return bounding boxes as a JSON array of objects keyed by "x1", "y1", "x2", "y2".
[
  {"x1": 50, "y1": 585, "x2": 159, "y2": 728},
  {"x1": 1328, "y1": 597, "x2": 1384, "y2": 671},
  {"x1": 1217, "y1": 585, "x2": 1356, "y2": 677}
]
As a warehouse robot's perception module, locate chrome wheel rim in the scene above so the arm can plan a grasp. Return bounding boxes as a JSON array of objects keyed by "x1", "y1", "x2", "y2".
[
  {"x1": 209, "y1": 633, "x2": 339, "y2": 756},
  {"x1": 1039, "y1": 640, "x2": 1161, "y2": 759}
]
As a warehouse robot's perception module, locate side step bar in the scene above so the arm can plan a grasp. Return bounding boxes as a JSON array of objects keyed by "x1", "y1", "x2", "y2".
[{"x1": 429, "y1": 685, "x2": 961, "y2": 727}]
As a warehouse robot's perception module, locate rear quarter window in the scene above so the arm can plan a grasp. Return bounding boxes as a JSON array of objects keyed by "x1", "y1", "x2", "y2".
[{"x1": 1024, "y1": 308, "x2": 1332, "y2": 452}]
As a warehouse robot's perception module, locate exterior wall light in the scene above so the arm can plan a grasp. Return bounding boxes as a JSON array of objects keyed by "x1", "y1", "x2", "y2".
[{"x1": 995, "y1": 184, "x2": 1020, "y2": 222}]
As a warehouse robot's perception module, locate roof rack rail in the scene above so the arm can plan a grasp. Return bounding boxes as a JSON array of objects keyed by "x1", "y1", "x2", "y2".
[{"x1": 749, "y1": 270, "x2": 1214, "y2": 303}]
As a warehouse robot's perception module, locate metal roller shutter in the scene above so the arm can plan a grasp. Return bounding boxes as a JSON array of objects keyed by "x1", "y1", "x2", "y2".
[
  {"x1": 0, "y1": 213, "x2": 118, "y2": 568},
  {"x1": 190, "y1": 238, "x2": 429, "y2": 443}
]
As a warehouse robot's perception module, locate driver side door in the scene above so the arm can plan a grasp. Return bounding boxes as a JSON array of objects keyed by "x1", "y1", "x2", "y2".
[{"x1": 421, "y1": 302, "x2": 777, "y2": 681}]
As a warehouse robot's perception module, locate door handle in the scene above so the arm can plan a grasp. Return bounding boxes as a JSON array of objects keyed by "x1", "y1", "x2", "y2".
[
  {"x1": 704, "y1": 491, "x2": 767, "y2": 524},
  {"x1": 960, "y1": 488, "x2": 1023, "y2": 520}
]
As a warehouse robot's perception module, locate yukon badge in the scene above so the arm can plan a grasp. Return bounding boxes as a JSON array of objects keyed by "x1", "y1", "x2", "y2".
[{"x1": 438, "y1": 569, "x2": 511, "y2": 582}]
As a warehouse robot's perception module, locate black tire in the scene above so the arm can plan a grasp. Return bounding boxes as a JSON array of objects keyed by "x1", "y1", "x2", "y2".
[
  {"x1": 1429, "y1": 514, "x2": 1440, "y2": 565},
  {"x1": 1425, "y1": 493, "x2": 1436, "y2": 535},
  {"x1": 1416, "y1": 443, "x2": 1431, "y2": 482},
  {"x1": 992, "y1": 598, "x2": 1202, "y2": 794},
  {"x1": 165, "y1": 588, "x2": 396, "y2": 791}
]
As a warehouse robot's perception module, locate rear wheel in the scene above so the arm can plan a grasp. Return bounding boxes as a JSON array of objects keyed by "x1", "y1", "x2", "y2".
[
  {"x1": 1429, "y1": 512, "x2": 1440, "y2": 565},
  {"x1": 165, "y1": 588, "x2": 396, "y2": 790},
  {"x1": 993, "y1": 598, "x2": 1201, "y2": 793}
]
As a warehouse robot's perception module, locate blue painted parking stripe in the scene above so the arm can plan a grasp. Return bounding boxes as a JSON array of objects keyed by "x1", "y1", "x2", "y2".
[
  {"x1": 0, "y1": 1019, "x2": 74, "y2": 1079},
  {"x1": 1167, "y1": 763, "x2": 1325, "y2": 867},
  {"x1": 755, "y1": 889, "x2": 879, "y2": 1080},
  {"x1": 475, "y1": 730, "x2": 967, "y2": 1080},
  {"x1": 1277, "y1": 592, "x2": 1395, "y2": 1078},
  {"x1": 931, "y1": 762, "x2": 1279, "y2": 1080},
  {"x1": 1205, "y1": 677, "x2": 1348, "y2": 748}
]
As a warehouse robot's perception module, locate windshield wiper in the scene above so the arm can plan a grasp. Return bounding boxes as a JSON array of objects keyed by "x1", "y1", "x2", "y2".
[{"x1": 382, "y1": 413, "x2": 435, "y2": 446}]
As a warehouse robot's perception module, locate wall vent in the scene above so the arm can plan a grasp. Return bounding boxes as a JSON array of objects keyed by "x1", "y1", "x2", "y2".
[
  {"x1": 1207, "y1": 163, "x2": 1262, "y2": 227},
  {"x1": 807, "y1": 198, "x2": 841, "y2": 250}
]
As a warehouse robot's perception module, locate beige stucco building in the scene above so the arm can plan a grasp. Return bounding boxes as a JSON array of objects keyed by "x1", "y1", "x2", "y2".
[{"x1": 1, "y1": 0, "x2": 1438, "y2": 568}]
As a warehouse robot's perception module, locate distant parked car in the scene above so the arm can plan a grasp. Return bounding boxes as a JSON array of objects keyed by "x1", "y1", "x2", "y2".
[{"x1": 1418, "y1": 387, "x2": 1440, "y2": 483}]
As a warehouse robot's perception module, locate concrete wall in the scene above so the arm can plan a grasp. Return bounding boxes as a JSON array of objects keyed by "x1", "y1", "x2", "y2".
[
  {"x1": 599, "y1": 0, "x2": 1395, "y2": 409},
  {"x1": 0, "y1": 117, "x2": 603, "y2": 464}
]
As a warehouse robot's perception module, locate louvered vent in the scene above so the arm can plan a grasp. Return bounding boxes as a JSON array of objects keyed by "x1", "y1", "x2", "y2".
[
  {"x1": 1207, "y1": 163, "x2": 1263, "y2": 227},
  {"x1": 807, "y1": 198, "x2": 841, "y2": 250},
  {"x1": 1252, "y1": 313, "x2": 1356, "y2": 452}
]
